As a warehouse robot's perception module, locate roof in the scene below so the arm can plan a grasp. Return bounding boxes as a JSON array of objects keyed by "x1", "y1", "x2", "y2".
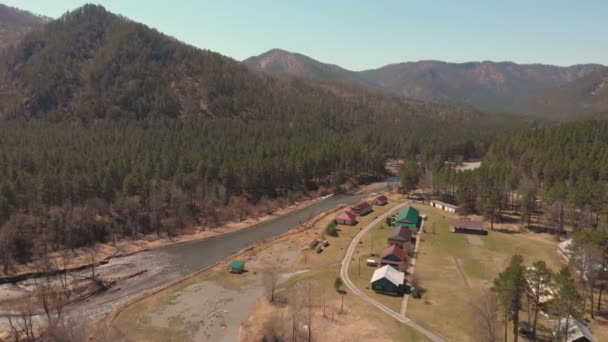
[
  {"x1": 395, "y1": 206, "x2": 420, "y2": 226},
  {"x1": 555, "y1": 317, "x2": 594, "y2": 342},
  {"x1": 430, "y1": 200, "x2": 458, "y2": 209},
  {"x1": 370, "y1": 265, "x2": 405, "y2": 286},
  {"x1": 381, "y1": 244, "x2": 407, "y2": 261},
  {"x1": 388, "y1": 226, "x2": 412, "y2": 241},
  {"x1": 229, "y1": 260, "x2": 245, "y2": 268},
  {"x1": 376, "y1": 195, "x2": 388, "y2": 202},
  {"x1": 450, "y1": 218, "x2": 484, "y2": 230},
  {"x1": 336, "y1": 211, "x2": 357, "y2": 221},
  {"x1": 352, "y1": 202, "x2": 372, "y2": 211}
]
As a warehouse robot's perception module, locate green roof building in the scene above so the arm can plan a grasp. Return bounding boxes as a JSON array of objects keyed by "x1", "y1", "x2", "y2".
[
  {"x1": 229, "y1": 260, "x2": 245, "y2": 273},
  {"x1": 394, "y1": 206, "x2": 420, "y2": 229}
]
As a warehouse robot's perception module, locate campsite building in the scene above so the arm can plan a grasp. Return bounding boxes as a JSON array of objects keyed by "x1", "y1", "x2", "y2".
[
  {"x1": 449, "y1": 218, "x2": 487, "y2": 235},
  {"x1": 229, "y1": 260, "x2": 245, "y2": 274},
  {"x1": 372, "y1": 195, "x2": 388, "y2": 206},
  {"x1": 335, "y1": 211, "x2": 357, "y2": 225},
  {"x1": 380, "y1": 244, "x2": 409, "y2": 271},
  {"x1": 554, "y1": 317, "x2": 594, "y2": 342},
  {"x1": 370, "y1": 265, "x2": 405, "y2": 296},
  {"x1": 394, "y1": 206, "x2": 420, "y2": 230},
  {"x1": 351, "y1": 202, "x2": 373, "y2": 216},
  {"x1": 430, "y1": 200, "x2": 459, "y2": 213},
  {"x1": 387, "y1": 226, "x2": 413, "y2": 250}
]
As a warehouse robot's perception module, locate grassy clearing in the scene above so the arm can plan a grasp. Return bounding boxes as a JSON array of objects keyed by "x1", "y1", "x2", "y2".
[{"x1": 406, "y1": 204, "x2": 561, "y2": 341}]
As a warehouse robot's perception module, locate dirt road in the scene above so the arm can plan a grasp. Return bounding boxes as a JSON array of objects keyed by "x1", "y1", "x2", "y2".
[
  {"x1": 339, "y1": 202, "x2": 445, "y2": 342},
  {"x1": 0, "y1": 182, "x2": 393, "y2": 332}
]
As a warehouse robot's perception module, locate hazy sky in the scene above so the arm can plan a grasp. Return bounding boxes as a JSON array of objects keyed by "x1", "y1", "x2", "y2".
[{"x1": 6, "y1": 0, "x2": 608, "y2": 70}]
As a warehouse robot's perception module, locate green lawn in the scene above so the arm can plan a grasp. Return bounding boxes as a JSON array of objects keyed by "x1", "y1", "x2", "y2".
[{"x1": 406, "y1": 204, "x2": 560, "y2": 341}]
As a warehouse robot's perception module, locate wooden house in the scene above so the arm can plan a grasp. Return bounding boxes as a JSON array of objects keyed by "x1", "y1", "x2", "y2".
[
  {"x1": 351, "y1": 202, "x2": 373, "y2": 216},
  {"x1": 335, "y1": 211, "x2": 357, "y2": 225},
  {"x1": 370, "y1": 265, "x2": 405, "y2": 296},
  {"x1": 394, "y1": 206, "x2": 420, "y2": 229},
  {"x1": 380, "y1": 244, "x2": 409, "y2": 271},
  {"x1": 387, "y1": 226, "x2": 413, "y2": 250},
  {"x1": 449, "y1": 218, "x2": 487, "y2": 235},
  {"x1": 372, "y1": 195, "x2": 388, "y2": 206}
]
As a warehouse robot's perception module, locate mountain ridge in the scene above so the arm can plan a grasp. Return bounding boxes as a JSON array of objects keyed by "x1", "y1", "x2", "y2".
[{"x1": 244, "y1": 49, "x2": 604, "y2": 112}]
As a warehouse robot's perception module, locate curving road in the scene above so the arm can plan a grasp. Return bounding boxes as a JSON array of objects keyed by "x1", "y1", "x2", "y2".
[{"x1": 339, "y1": 201, "x2": 445, "y2": 342}]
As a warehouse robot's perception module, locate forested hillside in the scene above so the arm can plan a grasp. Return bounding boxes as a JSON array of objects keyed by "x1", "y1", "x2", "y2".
[
  {"x1": 513, "y1": 67, "x2": 608, "y2": 120},
  {"x1": 0, "y1": 5, "x2": 522, "y2": 271},
  {"x1": 433, "y1": 120, "x2": 608, "y2": 233},
  {"x1": 0, "y1": 4, "x2": 47, "y2": 50}
]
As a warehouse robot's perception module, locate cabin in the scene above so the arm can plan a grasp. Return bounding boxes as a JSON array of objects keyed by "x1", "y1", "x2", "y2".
[
  {"x1": 351, "y1": 202, "x2": 373, "y2": 216},
  {"x1": 229, "y1": 260, "x2": 245, "y2": 274},
  {"x1": 394, "y1": 206, "x2": 420, "y2": 230},
  {"x1": 387, "y1": 226, "x2": 413, "y2": 250},
  {"x1": 554, "y1": 317, "x2": 594, "y2": 342},
  {"x1": 372, "y1": 195, "x2": 388, "y2": 206},
  {"x1": 449, "y1": 218, "x2": 487, "y2": 235},
  {"x1": 380, "y1": 244, "x2": 409, "y2": 271},
  {"x1": 430, "y1": 200, "x2": 459, "y2": 213},
  {"x1": 371, "y1": 265, "x2": 405, "y2": 296},
  {"x1": 335, "y1": 211, "x2": 357, "y2": 225}
]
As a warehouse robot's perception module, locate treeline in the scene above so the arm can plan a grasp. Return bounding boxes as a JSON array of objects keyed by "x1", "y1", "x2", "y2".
[
  {"x1": 0, "y1": 117, "x2": 518, "y2": 271},
  {"x1": 433, "y1": 120, "x2": 608, "y2": 232}
]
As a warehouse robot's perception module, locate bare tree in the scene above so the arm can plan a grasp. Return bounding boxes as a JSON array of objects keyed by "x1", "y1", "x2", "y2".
[
  {"x1": 296, "y1": 280, "x2": 316, "y2": 342},
  {"x1": 574, "y1": 244, "x2": 604, "y2": 319},
  {"x1": 263, "y1": 268, "x2": 280, "y2": 304},
  {"x1": 469, "y1": 290, "x2": 498, "y2": 342}
]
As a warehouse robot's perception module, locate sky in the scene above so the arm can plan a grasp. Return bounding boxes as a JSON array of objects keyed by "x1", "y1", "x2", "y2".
[{"x1": 6, "y1": 0, "x2": 608, "y2": 71}]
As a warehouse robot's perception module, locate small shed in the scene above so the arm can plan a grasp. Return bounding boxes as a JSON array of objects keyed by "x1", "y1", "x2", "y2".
[
  {"x1": 309, "y1": 239, "x2": 320, "y2": 249},
  {"x1": 372, "y1": 195, "x2": 388, "y2": 206},
  {"x1": 387, "y1": 226, "x2": 413, "y2": 250},
  {"x1": 366, "y1": 259, "x2": 379, "y2": 267},
  {"x1": 370, "y1": 265, "x2": 405, "y2": 296},
  {"x1": 335, "y1": 211, "x2": 357, "y2": 225},
  {"x1": 554, "y1": 317, "x2": 594, "y2": 342},
  {"x1": 449, "y1": 218, "x2": 487, "y2": 235},
  {"x1": 380, "y1": 244, "x2": 409, "y2": 271},
  {"x1": 229, "y1": 260, "x2": 245, "y2": 274},
  {"x1": 430, "y1": 200, "x2": 459, "y2": 213},
  {"x1": 351, "y1": 202, "x2": 373, "y2": 216},
  {"x1": 394, "y1": 206, "x2": 420, "y2": 229}
]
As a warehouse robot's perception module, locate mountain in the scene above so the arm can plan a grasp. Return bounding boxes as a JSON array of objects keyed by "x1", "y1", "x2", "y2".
[
  {"x1": 512, "y1": 67, "x2": 608, "y2": 120},
  {"x1": 244, "y1": 49, "x2": 604, "y2": 111},
  {"x1": 0, "y1": 5, "x2": 487, "y2": 124},
  {"x1": 0, "y1": 4, "x2": 48, "y2": 49}
]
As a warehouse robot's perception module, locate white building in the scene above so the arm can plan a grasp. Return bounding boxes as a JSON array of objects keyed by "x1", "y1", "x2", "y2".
[{"x1": 429, "y1": 200, "x2": 459, "y2": 213}]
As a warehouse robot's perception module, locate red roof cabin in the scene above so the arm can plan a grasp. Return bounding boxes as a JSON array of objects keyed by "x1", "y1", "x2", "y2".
[
  {"x1": 380, "y1": 245, "x2": 409, "y2": 271},
  {"x1": 335, "y1": 211, "x2": 357, "y2": 226},
  {"x1": 372, "y1": 195, "x2": 388, "y2": 206},
  {"x1": 351, "y1": 202, "x2": 373, "y2": 216}
]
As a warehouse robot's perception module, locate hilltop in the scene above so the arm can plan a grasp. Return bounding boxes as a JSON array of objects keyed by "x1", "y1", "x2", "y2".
[
  {"x1": 0, "y1": 3, "x2": 48, "y2": 49},
  {"x1": 245, "y1": 49, "x2": 604, "y2": 112}
]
